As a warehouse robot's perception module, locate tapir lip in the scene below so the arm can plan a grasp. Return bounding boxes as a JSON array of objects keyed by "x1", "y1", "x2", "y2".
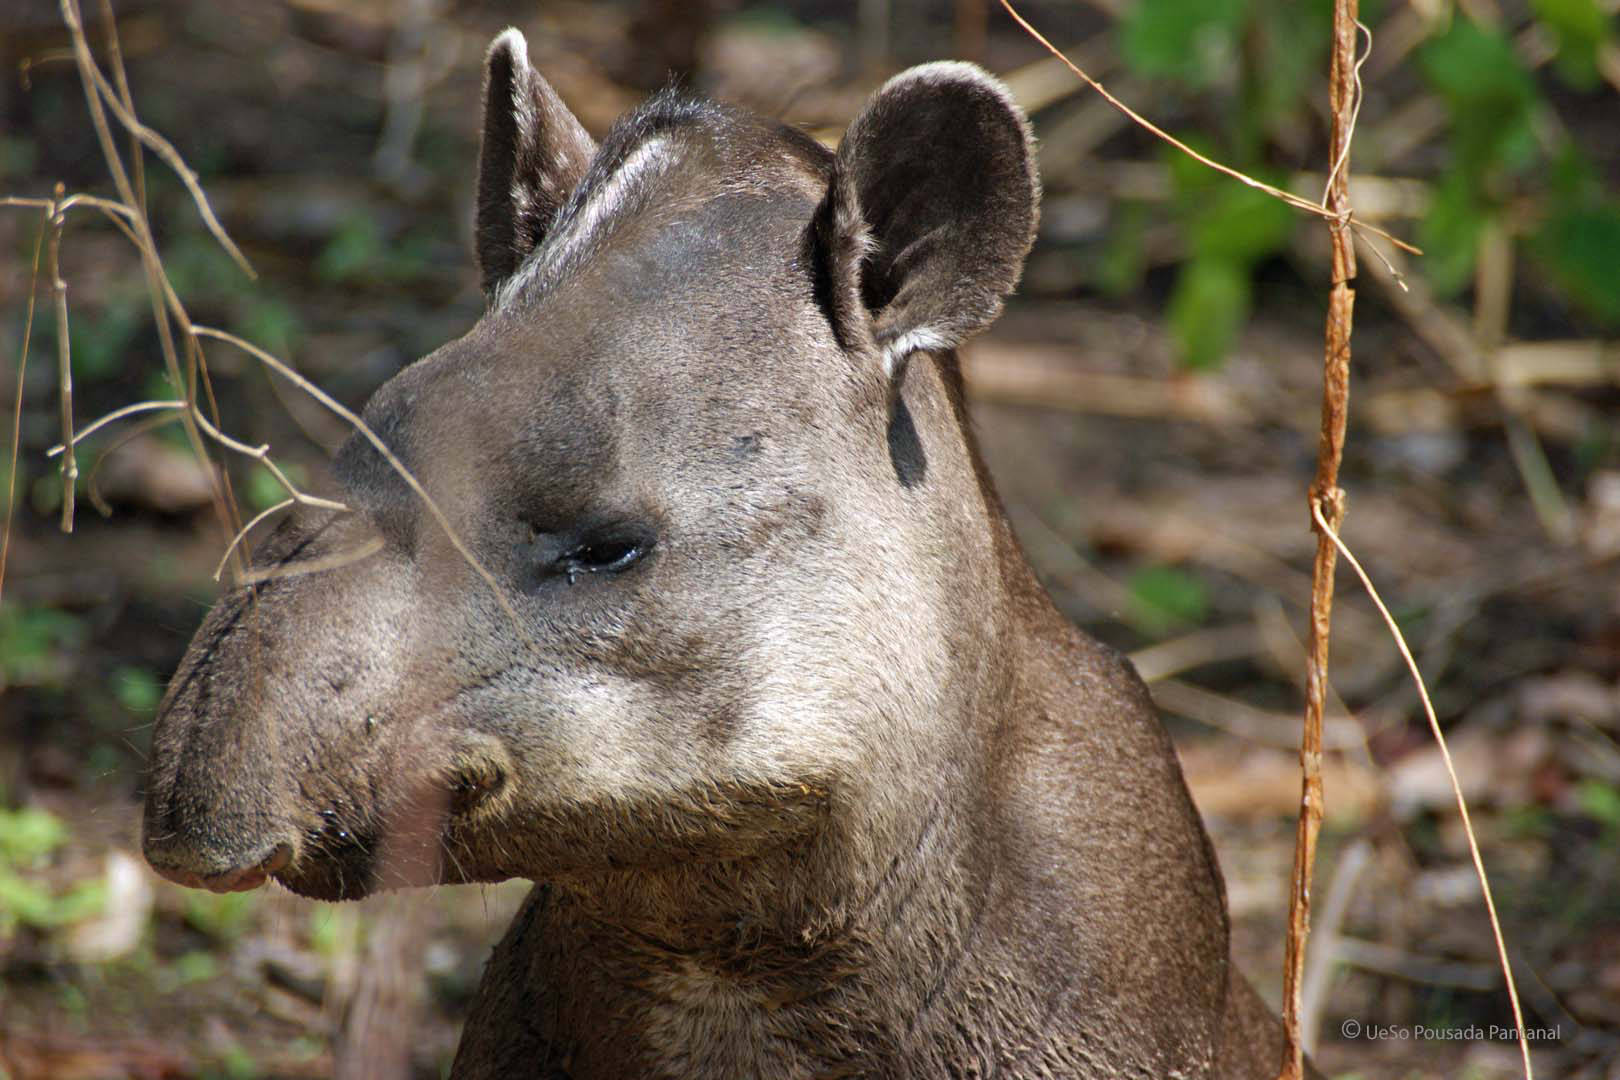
[
  {"x1": 273, "y1": 851, "x2": 380, "y2": 902},
  {"x1": 148, "y1": 842, "x2": 292, "y2": 894}
]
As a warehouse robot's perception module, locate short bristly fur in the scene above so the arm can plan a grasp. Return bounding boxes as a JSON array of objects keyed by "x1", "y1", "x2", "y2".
[{"x1": 143, "y1": 31, "x2": 1310, "y2": 1079}]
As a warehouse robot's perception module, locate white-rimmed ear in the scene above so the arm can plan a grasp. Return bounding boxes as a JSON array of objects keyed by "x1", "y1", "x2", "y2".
[
  {"x1": 475, "y1": 29, "x2": 597, "y2": 298},
  {"x1": 812, "y1": 62, "x2": 1039, "y2": 378}
]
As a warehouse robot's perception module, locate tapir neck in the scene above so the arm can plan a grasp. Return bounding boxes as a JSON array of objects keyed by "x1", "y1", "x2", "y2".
[{"x1": 458, "y1": 778, "x2": 1017, "y2": 1079}]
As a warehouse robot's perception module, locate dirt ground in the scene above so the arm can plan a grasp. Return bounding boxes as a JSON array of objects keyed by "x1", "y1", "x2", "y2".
[{"x1": 2, "y1": 1, "x2": 1618, "y2": 1077}]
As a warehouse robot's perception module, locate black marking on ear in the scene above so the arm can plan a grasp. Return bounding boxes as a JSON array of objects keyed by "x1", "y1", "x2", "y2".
[{"x1": 888, "y1": 394, "x2": 926, "y2": 489}]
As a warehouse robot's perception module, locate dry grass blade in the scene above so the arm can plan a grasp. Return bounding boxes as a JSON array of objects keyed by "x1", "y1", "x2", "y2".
[
  {"x1": 96, "y1": 0, "x2": 147, "y2": 221},
  {"x1": 1312, "y1": 503, "x2": 1534, "y2": 1078},
  {"x1": 237, "y1": 535, "x2": 387, "y2": 586},
  {"x1": 84, "y1": 410, "x2": 184, "y2": 516},
  {"x1": 55, "y1": 0, "x2": 246, "y2": 570},
  {"x1": 0, "y1": 211, "x2": 50, "y2": 604},
  {"x1": 56, "y1": 192, "x2": 141, "y2": 224},
  {"x1": 46, "y1": 400, "x2": 186, "y2": 453},
  {"x1": 58, "y1": 0, "x2": 253, "y2": 279},
  {"x1": 213, "y1": 498, "x2": 294, "y2": 581},
  {"x1": 44, "y1": 396, "x2": 344, "y2": 518},
  {"x1": 1299, "y1": 837, "x2": 1374, "y2": 1052},
  {"x1": 1321, "y1": 20, "x2": 1371, "y2": 206},
  {"x1": 185, "y1": 407, "x2": 347, "y2": 513},
  {"x1": 47, "y1": 189, "x2": 76, "y2": 532}
]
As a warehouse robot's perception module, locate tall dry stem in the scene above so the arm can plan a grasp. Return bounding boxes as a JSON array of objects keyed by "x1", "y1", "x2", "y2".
[{"x1": 1276, "y1": 1, "x2": 1359, "y2": 1076}]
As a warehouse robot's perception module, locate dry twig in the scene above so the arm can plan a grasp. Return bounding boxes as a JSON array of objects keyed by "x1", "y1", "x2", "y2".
[
  {"x1": 8, "y1": 0, "x2": 527, "y2": 626},
  {"x1": 47, "y1": 187, "x2": 77, "y2": 532},
  {"x1": 1276, "y1": 1, "x2": 1360, "y2": 1074},
  {"x1": 55, "y1": 0, "x2": 244, "y2": 567},
  {"x1": 190, "y1": 327, "x2": 526, "y2": 634}
]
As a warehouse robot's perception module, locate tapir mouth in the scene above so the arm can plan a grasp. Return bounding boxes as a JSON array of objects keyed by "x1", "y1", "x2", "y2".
[
  {"x1": 272, "y1": 820, "x2": 441, "y2": 902},
  {"x1": 273, "y1": 839, "x2": 387, "y2": 902},
  {"x1": 273, "y1": 763, "x2": 506, "y2": 902}
]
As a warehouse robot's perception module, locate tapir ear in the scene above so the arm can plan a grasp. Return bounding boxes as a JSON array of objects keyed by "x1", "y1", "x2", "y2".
[
  {"x1": 475, "y1": 29, "x2": 597, "y2": 298},
  {"x1": 820, "y1": 62, "x2": 1039, "y2": 375}
]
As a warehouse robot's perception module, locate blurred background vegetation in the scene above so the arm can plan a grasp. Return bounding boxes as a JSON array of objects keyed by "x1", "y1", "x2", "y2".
[{"x1": 2, "y1": 0, "x2": 1619, "y2": 1077}]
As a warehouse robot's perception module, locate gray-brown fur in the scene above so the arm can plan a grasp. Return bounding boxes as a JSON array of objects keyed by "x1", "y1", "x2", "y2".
[{"x1": 143, "y1": 33, "x2": 1305, "y2": 1078}]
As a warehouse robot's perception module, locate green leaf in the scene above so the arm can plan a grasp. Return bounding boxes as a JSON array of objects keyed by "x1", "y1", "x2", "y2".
[
  {"x1": 1531, "y1": 0, "x2": 1612, "y2": 89},
  {"x1": 0, "y1": 806, "x2": 69, "y2": 864},
  {"x1": 1127, "y1": 565, "x2": 1211, "y2": 637},
  {"x1": 1165, "y1": 133, "x2": 1226, "y2": 197},
  {"x1": 1416, "y1": 174, "x2": 1487, "y2": 297},
  {"x1": 0, "y1": 606, "x2": 87, "y2": 688},
  {"x1": 185, "y1": 889, "x2": 259, "y2": 941},
  {"x1": 1545, "y1": 143, "x2": 1605, "y2": 206},
  {"x1": 1532, "y1": 204, "x2": 1620, "y2": 327},
  {"x1": 1242, "y1": 0, "x2": 1334, "y2": 141},
  {"x1": 51, "y1": 879, "x2": 108, "y2": 925},
  {"x1": 1188, "y1": 182, "x2": 1297, "y2": 265},
  {"x1": 0, "y1": 869, "x2": 59, "y2": 933},
  {"x1": 174, "y1": 949, "x2": 219, "y2": 985},
  {"x1": 1420, "y1": 19, "x2": 1537, "y2": 107},
  {"x1": 1578, "y1": 780, "x2": 1620, "y2": 830},
  {"x1": 1120, "y1": 0, "x2": 1251, "y2": 86},
  {"x1": 1419, "y1": 20, "x2": 1540, "y2": 182},
  {"x1": 315, "y1": 215, "x2": 385, "y2": 284},
  {"x1": 1167, "y1": 257, "x2": 1251, "y2": 370},
  {"x1": 1096, "y1": 203, "x2": 1149, "y2": 299},
  {"x1": 113, "y1": 665, "x2": 162, "y2": 714},
  {"x1": 0, "y1": 806, "x2": 104, "y2": 933}
]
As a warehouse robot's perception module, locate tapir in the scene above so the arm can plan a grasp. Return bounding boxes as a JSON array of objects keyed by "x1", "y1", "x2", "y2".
[{"x1": 143, "y1": 28, "x2": 1301, "y2": 1078}]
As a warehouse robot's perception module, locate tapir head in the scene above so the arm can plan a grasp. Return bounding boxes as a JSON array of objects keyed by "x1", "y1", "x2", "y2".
[{"x1": 143, "y1": 32, "x2": 1038, "y2": 902}]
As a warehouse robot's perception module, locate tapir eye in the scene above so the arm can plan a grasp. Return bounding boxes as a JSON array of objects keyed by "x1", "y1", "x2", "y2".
[{"x1": 557, "y1": 537, "x2": 646, "y2": 579}]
